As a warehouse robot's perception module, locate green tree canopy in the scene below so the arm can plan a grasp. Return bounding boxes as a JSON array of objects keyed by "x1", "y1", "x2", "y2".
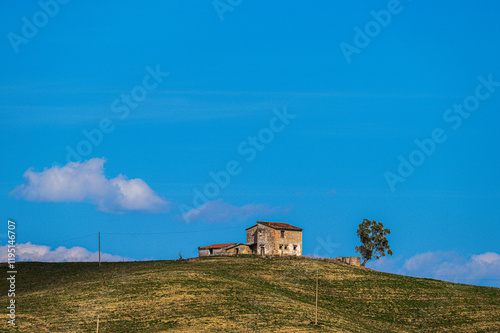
[{"x1": 355, "y1": 219, "x2": 393, "y2": 266}]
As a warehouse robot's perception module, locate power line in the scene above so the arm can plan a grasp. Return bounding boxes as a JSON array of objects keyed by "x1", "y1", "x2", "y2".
[
  {"x1": 33, "y1": 226, "x2": 242, "y2": 247},
  {"x1": 45, "y1": 233, "x2": 97, "y2": 245},
  {"x1": 101, "y1": 226, "x2": 241, "y2": 236}
]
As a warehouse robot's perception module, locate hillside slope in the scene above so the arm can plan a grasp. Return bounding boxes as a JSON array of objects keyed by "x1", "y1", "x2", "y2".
[{"x1": 1, "y1": 256, "x2": 499, "y2": 332}]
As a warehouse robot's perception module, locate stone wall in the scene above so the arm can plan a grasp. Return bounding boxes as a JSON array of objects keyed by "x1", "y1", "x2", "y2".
[
  {"x1": 199, "y1": 247, "x2": 225, "y2": 257},
  {"x1": 336, "y1": 256, "x2": 361, "y2": 266},
  {"x1": 225, "y1": 244, "x2": 252, "y2": 255},
  {"x1": 199, "y1": 244, "x2": 236, "y2": 257}
]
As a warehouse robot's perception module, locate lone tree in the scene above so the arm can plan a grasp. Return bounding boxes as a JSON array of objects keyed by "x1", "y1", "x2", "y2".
[{"x1": 355, "y1": 219, "x2": 393, "y2": 266}]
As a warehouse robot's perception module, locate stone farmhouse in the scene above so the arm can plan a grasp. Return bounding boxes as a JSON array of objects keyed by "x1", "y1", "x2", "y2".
[{"x1": 198, "y1": 221, "x2": 303, "y2": 257}]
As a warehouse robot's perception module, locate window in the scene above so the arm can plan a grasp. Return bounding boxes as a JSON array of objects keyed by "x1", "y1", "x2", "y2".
[
  {"x1": 281, "y1": 230, "x2": 285, "y2": 238},
  {"x1": 279, "y1": 245, "x2": 283, "y2": 250},
  {"x1": 209, "y1": 248, "x2": 213, "y2": 255},
  {"x1": 293, "y1": 245, "x2": 297, "y2": 251},
  {"x1": 284, "y1": 245, "x2": 288, "y2": 250}
]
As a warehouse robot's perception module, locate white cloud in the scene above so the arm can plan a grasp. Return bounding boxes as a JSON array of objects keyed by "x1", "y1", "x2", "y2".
[
  {"x1": 10, "y1": 158, "x2": 169, "y2": 213},
  {"x1": 473, "y1": 252, "x2": 500, "y2": 264},
  {"x1": 367, "y1": 251, "x2": 500, "y2": 288},
  {"x1": 0, "y1": 242, "x2": 131, "y2": 262},
  {"x1": 181, "y1": 199, "x2": 289, "y2": 223}
]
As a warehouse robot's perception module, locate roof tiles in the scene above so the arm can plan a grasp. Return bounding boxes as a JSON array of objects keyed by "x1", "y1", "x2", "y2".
[
  {"x1": 255, "y1": 221, "x2": 303, "y2": 231},
  {"x1": 198, "y1": 243, "x2": 238, "y2": 250}
]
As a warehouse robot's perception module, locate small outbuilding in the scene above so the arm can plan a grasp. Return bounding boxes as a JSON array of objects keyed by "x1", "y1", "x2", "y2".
[{"x1": 198, "y1": 243, "x2": 238, "y2": 257}]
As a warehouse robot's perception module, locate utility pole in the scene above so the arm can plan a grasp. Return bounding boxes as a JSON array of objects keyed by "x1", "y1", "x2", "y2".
[
  {"x1": 98, "y1": 232, "x2": 101, "y2": 266},
  {"x1": 315, "y1": 268, "x2": 319, "y2": 325}
]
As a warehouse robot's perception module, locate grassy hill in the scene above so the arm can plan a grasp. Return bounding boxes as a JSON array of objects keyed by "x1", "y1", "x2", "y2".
[{"x1": 1, "y1": 256, "x2": 499, "y2": 332}]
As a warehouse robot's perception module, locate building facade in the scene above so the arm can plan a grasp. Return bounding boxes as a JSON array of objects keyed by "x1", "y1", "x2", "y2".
[
  {"x1": 198, "y1": 221, "x2": 303, "y2": 257},
  {"x1": 245, "y1": 221, "x2": 302, "y2": 256}
]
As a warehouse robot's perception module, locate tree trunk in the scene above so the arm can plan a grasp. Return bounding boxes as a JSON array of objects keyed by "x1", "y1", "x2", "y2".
[{"x1": 361, "y1": 258, "x2": 368, "y2": 266}]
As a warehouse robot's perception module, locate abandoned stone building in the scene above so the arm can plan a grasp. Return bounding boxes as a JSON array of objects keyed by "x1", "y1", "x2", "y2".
[
  {"x1": 336, "y1": 256, "x2": 361, "y2": 266},
  {"x1": 198, "y1": 221, "x2": 303, "y2": 257}
]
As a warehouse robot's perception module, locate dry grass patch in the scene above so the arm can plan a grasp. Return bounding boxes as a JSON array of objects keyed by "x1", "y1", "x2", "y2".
[{"x1": 1, "y1": 258, "x2": 499, "y2": 332}]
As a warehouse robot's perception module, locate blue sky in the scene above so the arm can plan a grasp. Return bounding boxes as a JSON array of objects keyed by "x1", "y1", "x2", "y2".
[{"x1": 1, "y1": 1, "x2": 499, "y2": 287}]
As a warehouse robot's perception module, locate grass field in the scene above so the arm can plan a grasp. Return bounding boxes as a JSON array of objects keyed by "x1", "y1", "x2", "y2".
[{"x1": 1, "y1": 255, "x2": 499, "y2": 332}]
